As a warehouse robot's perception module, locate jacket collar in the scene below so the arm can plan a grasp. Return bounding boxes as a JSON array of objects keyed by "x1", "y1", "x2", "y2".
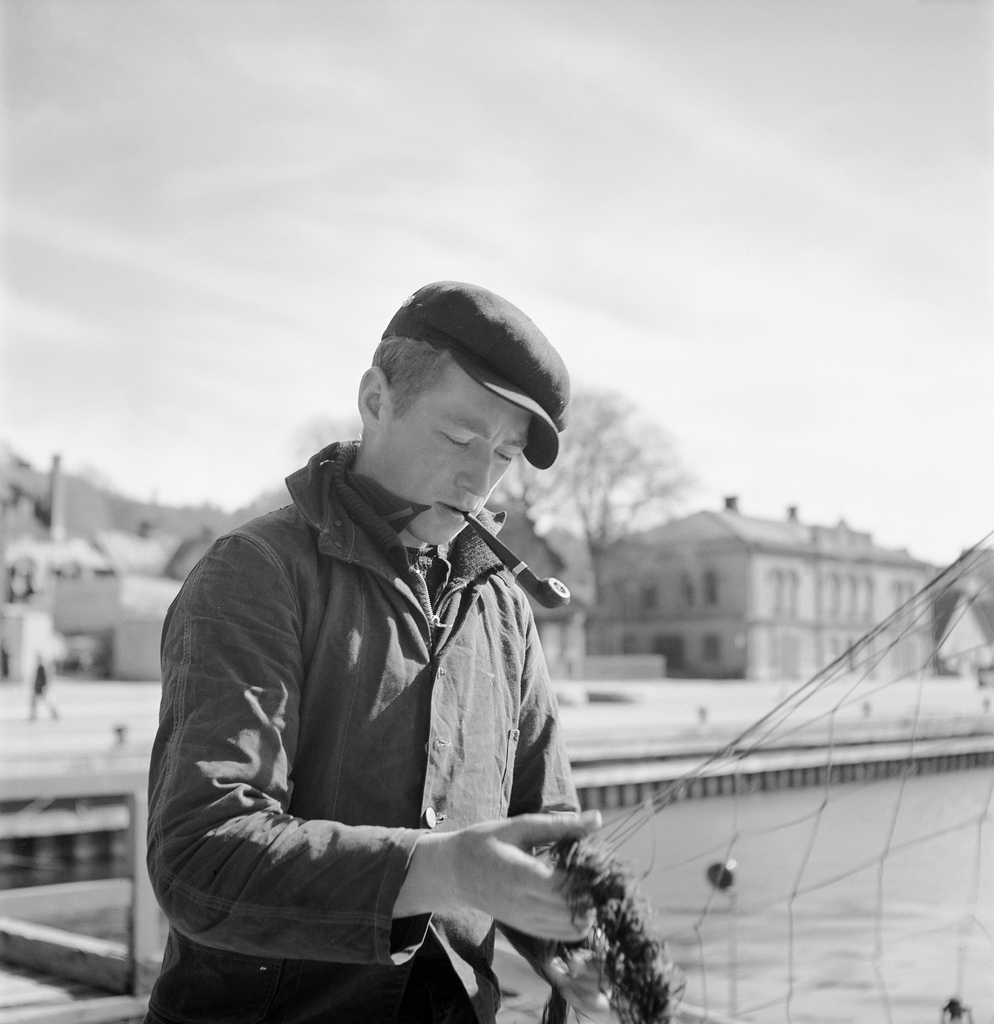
[{"x1": 285, "y1": 442, "x2": 507, "y2": 587}]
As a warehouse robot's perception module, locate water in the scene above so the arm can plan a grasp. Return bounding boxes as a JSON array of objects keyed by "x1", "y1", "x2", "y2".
[
  {"x1": 0, "y1": 841, "x2": 128, "y2": 890},
  {"x1": 605, "y1": 767, "x2": 994, "y2": 1023}
]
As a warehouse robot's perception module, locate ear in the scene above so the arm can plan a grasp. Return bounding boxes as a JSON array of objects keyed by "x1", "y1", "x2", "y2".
[{"x1": 357, "y1": 366, "x2": 394, "y2": 436}]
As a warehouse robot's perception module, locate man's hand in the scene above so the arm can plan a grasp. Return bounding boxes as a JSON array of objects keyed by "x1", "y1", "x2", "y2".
[
  {"x1": 546, "y1": 949, "x2": 617, "y2": 1023},
  {"x1": 394, "y1": 810, "x2": 601, "y2": 940}
]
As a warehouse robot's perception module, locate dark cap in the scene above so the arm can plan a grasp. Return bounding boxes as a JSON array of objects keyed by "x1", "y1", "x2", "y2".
[{"x1": 381, "y1": 281, "x2": 569, "y2": 469}]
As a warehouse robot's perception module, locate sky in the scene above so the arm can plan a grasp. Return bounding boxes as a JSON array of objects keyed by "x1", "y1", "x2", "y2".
[{"x1": 1, "y1": 0, "x2": 991, "y2": 566}]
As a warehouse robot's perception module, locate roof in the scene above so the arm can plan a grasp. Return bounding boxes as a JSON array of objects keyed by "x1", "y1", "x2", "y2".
[
  {"x1": 639, "y1": 508, "x2": 928, "y2": 566},
  {"x1": 972, "y1": 594, "x2": 994, "y2": 646},
  {"x1": 934, "y1": 547, "x2": 994, "y2": 645},
  {"x1": 4, "y1": 535, "x2": 112, "y2": 573},
  {"x1": 702, "y1": 510, "x2": 813, "y2": 548},
  {"x1": 163, "y1": 531, "x2": 217, "y2": 581},
  {"x1": 933, "y1": 588, "x2": 962, "y2": 645},
  {"x1": 95, "y1": 529, "x2": 180, "y2": 575},
  {"x1": 933, "y1": 586, "x2": 994, "y2": 656}
]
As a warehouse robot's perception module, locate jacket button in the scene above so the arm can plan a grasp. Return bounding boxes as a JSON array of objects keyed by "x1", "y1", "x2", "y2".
[
  {"x1": 334, "y1": 519, "x2": 343, "y2": 527},
  {"x1": 422, "y1": 807, "x2": 437, "y2": 829}
]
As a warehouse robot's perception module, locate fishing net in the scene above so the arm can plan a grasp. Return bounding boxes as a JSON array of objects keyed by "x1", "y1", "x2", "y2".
[{"x1": 534, "y1": 538, "x2": 993, "y2": 1023}]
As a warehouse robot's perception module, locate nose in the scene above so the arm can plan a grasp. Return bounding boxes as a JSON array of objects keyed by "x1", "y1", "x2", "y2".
[{"x1": 456, "y1": 448, "x2": 498, "y2": 502}]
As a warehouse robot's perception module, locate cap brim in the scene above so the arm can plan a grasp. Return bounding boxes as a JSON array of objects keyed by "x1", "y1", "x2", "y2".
[{"x1": 447, "y1": 349, "x2": 560, "y2": 469}]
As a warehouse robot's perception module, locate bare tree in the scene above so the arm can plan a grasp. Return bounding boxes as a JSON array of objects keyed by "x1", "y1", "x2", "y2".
[
  {"x1": 290, "y1": 415, "x2": 362, "y2": 463},
  {"x1": 495, "y1": 388, "x2": 689, "y2": 604}
]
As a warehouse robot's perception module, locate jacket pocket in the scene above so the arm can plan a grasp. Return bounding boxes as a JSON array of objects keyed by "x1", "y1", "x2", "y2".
[
  {"x1": 149, "y1": 930, "x2": 282, "y2": 1024},
  {"x1": 499, "y1": 728, "x2": 520, "y2": 816}
]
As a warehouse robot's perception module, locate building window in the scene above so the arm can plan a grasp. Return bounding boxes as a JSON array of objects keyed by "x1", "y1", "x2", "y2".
[
  {"x1": 702, "y1": 633, "x2": 721, "y2": 662},
  {"x1": 681, "y1": 573, "x2": 695, "y2": 608},
  {"x1": 895, "y1": 636, "x2": 913, "y2": 677},
  {"x1": 654, "y1": 634, "x2": 685, "y2": 672},
  {"x1": 893, "y1": 580, "x2": 915, "y2": 612},
  {"x1": 774, "y1": 631, "x2": 800, "y2": 678},
  {"x1": 771, "y1": 570, "x2": 783, "y2": 616},
  {"x1": 703, "y1": 570, "x2": 719, "y2": 606},
  {"x1": 787, "y1": 571, "x2": 799, "y2": 618},
  {"x1": 863, "y1": 578, "x2": 874, "y2": 622},
  {"x1": 864, "y1": 635, "x2": 876, "y2": 675},
  {"x1": 641, "y1": 584, "x2": 658, "y2": 612},
  {"x1": 847, "y1": 575, "x2": 858, "y2": 619},
  {"x1": 827, "y1": 574, "x2": 840, "y2": 618},
  {"x1": 781, "y1": 633, "x2": 800, "y2": 678}
]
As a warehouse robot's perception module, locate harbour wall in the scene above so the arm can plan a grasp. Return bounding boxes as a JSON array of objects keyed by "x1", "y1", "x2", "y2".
[
  {"x1": 573, "y1": 732, "x2": 994, "y2": 810},
  {"x1": 3, "y1": 731, "x2": 994, "y2": 878}
]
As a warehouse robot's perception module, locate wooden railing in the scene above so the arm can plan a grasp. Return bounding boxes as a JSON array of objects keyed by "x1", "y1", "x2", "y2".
[{"x1": 0, "y1": 768, "x2": 158, "y2": 1013}]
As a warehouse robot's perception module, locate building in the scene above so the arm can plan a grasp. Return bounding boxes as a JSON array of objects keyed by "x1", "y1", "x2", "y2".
[
  {"x1": 0, "y1": 448, "x2": 276, "y2": 682},
  {"x1": 592, "y1": 497, "x2": 933, "y2": 680},
  {"x1": 54, "y1": 570, "x2": 181, "y2": 680}
]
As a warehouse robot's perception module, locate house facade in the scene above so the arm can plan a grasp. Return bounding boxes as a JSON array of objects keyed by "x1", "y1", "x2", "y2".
[{"x1": 592, "y1": 498, "x2": 933, "y2": 680}]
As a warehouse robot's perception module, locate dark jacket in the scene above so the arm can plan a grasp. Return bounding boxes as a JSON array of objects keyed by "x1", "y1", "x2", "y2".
[{"x1": 145, "y1": 443, "x2": 577, "y2": 1023}]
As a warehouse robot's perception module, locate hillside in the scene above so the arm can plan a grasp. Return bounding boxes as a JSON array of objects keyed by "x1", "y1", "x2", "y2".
[{"x1": 1, "y1": 449, "x2": 290, "y2": 546}]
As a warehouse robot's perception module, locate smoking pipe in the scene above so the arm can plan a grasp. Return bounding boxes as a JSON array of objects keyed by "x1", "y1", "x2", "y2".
[{"x1": 459, "y1": 509, "x2": 571, "y2": 609}]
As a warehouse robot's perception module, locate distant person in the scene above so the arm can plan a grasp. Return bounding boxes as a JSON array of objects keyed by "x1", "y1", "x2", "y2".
[
  {"x1": 144, "y1": 282, "x2": 610, "y2": 1023},
  {"x1": 29, "y1": 655, "x2": 58, "y2": 720}
]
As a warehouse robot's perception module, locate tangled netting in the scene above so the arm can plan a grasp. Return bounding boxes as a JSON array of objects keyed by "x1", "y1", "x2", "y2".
[{"x1": 538, "y1": 835, "x2": 685, "y2": 1024}]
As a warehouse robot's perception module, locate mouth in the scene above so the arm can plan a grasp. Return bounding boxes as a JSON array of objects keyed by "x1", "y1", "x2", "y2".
[{"x1": 440, "y1": 503, "x2": 477, "y2": 520}]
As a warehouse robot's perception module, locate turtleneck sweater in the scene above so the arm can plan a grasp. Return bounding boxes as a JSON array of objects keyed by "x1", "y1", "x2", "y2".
[{"x1": 330, "y1": 455, "x2": 451, "y2": 620}]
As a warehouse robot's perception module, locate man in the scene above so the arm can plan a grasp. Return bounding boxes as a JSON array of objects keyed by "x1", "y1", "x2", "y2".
[
  {"x1": 30, "y1": 654, "x2": 58, "y2": 720},
  {"x1": 144, "y1": 281, "x2": 609, "y2": 1023}
]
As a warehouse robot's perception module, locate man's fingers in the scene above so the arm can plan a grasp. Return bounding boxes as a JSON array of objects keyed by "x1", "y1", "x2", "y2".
[
  {"x1": 447, "y1": 813, "x2": 605, "y2": 940},
  {"x1": 492, "y1": 862, "x2": 593, "y2": 939},
  {"x1": 506, "y1": 809, "x2": 603, "y2": 847},
  {"x1": 490, "y1": 812, "x2": 602, "y2": 938}
]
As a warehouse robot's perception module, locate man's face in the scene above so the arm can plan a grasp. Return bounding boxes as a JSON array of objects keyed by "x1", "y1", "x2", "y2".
[{"x1": 371, "y1": 361, "x2": 532, "y2": 547}]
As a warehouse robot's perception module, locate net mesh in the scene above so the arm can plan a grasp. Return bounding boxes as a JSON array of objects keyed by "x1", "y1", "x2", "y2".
[{"x1": 588, "y1": 539, "x2": 994, "y2": 1023}]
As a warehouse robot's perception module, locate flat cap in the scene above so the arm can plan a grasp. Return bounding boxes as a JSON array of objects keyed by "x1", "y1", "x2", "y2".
[{"x1": 382, "y1": 281, "x2": 569, "y2": 469}]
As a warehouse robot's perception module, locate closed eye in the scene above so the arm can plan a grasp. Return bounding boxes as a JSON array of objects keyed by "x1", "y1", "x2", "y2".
[
  {"x1": 442, "y1": 431, "x2": 520, "y2": 463},
  {"x1": 442, "y1": 433, "x2": 471, "y2": 448}
]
